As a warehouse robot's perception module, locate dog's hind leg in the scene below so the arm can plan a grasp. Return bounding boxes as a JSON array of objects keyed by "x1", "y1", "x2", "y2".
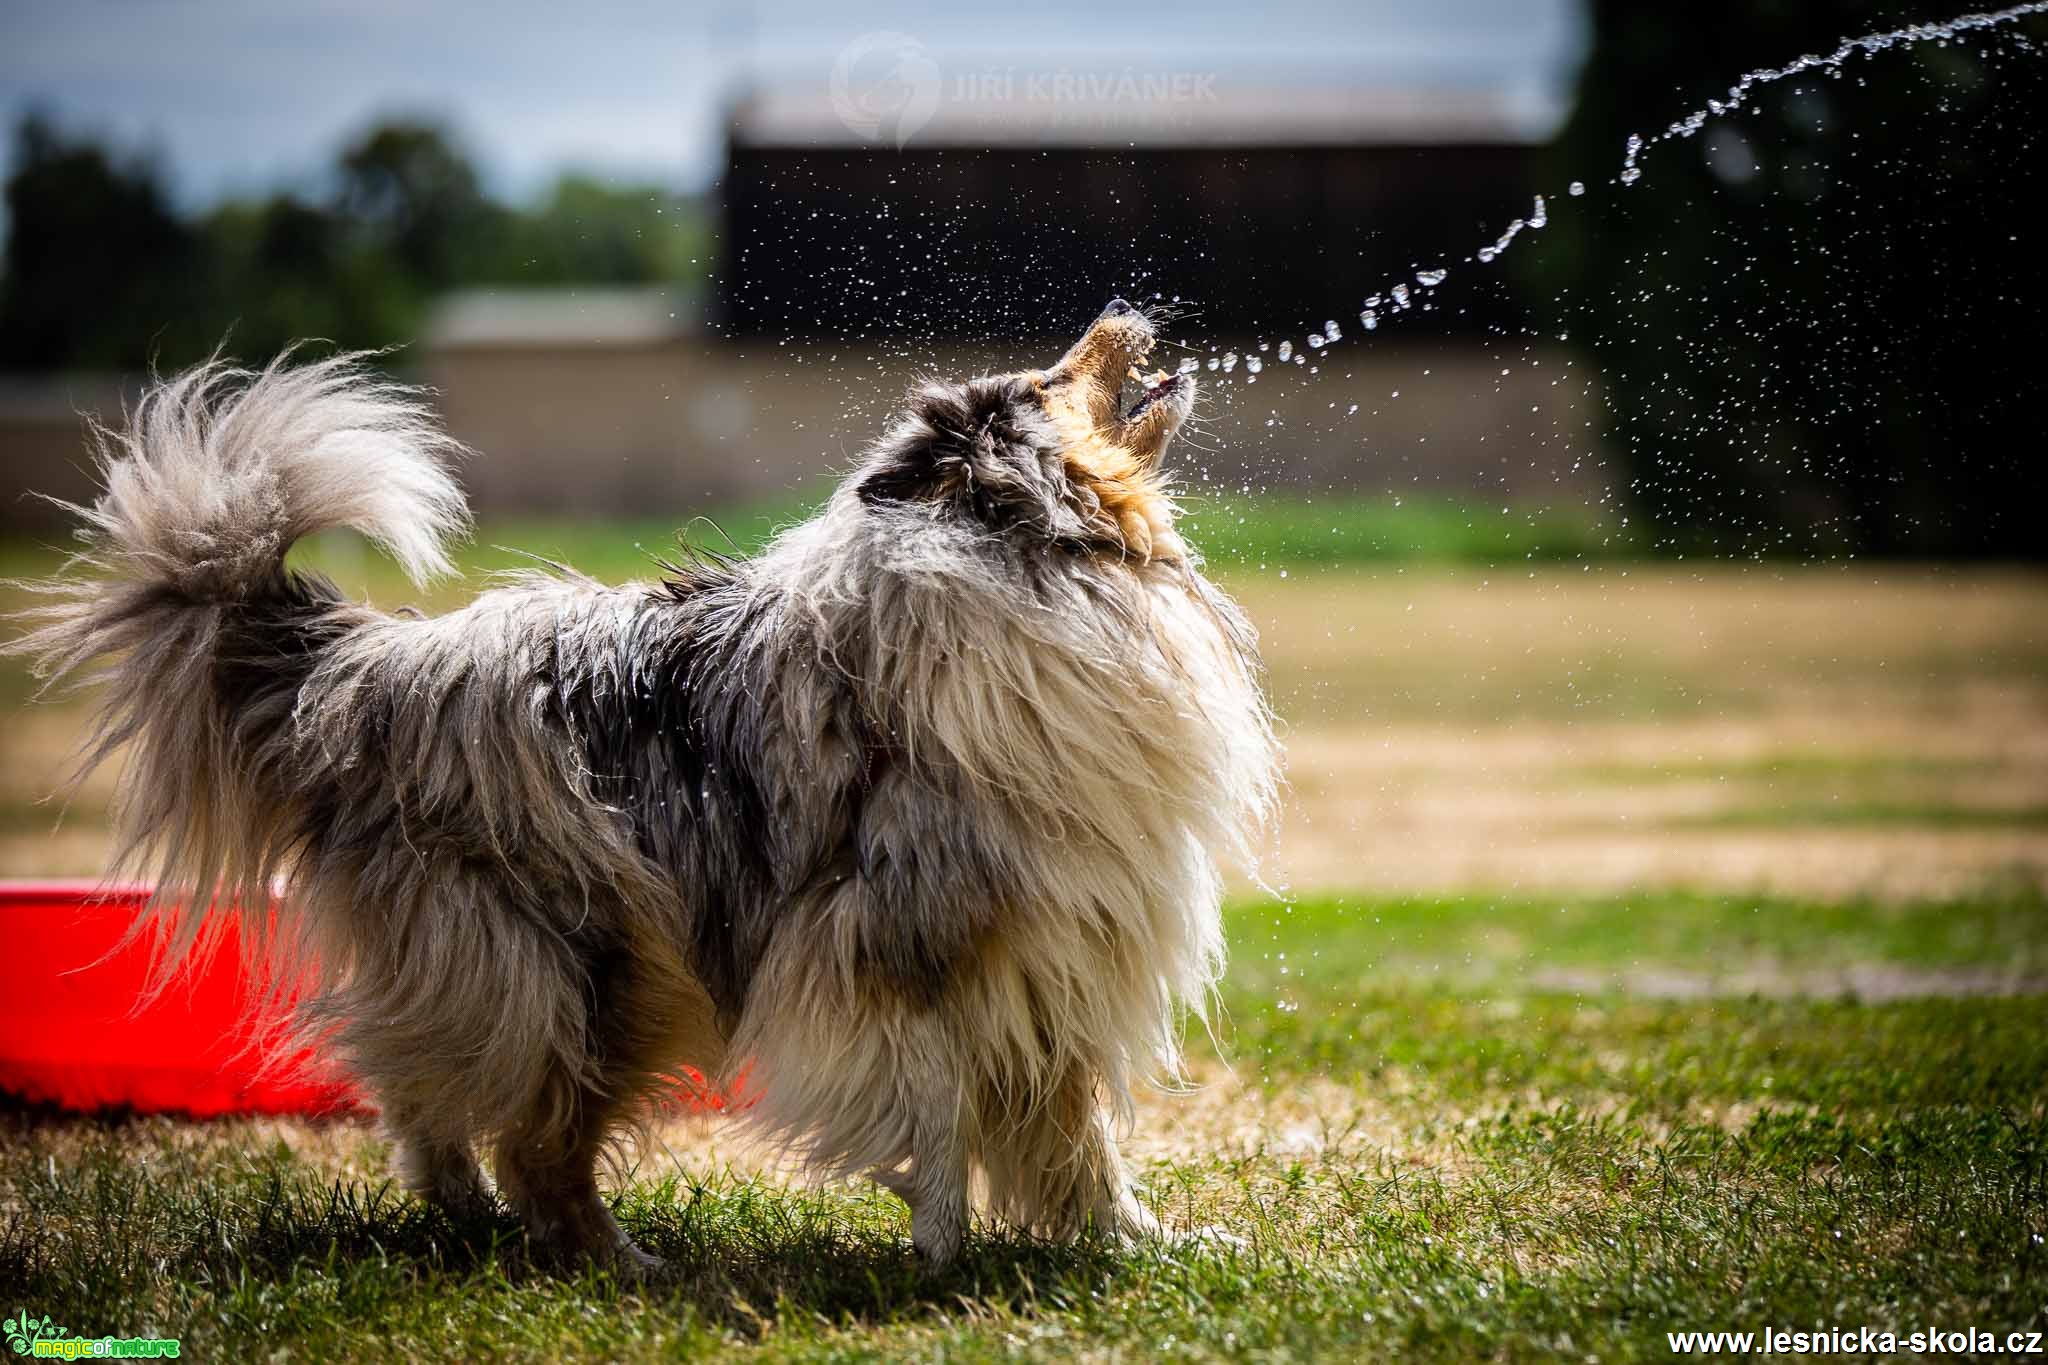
[
  {"x1": 387, "y1": 1104, "x2": 493, "y2": 1217},
  {"x1": 493, "y1": 1073, "x2": 661, "y2": 1279},
  {"x1": 982, "y1": 1065, "x2": 1159, "y2": 1247},
  {"x1": 494, "y1": 927, "x2": 704, "y2": 1279}
]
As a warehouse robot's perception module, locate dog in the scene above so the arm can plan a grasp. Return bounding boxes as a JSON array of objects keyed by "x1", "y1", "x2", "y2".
[{"x1": 7, "y1": 299, "x2": 1278, "y2": 1275}]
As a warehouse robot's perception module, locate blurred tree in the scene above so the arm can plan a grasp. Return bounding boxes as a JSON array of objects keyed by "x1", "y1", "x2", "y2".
[
  {"x1": 336, "y1": 121, "x2": 505, "y2": 289},
  {"x1": 0, "y1": 114, "x2": 207, "y2": 370},
  {"x1": 196, "y1": 193, "x2": 413, "y2": 359},
  {"x1": 0, "y1": 114, "x2": 709, "y2": 373},
  {"x1": 490, "y1": 174, "x2": 710, "y2": 284},
  {"x1": 1538, "y1": 2, "x2": 2048, "y2": 558}
]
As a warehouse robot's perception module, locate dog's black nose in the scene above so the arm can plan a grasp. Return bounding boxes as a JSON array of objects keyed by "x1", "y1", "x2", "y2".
[{"x1": 1101, "y1": 298, "x2": 1135, "y2": 318}]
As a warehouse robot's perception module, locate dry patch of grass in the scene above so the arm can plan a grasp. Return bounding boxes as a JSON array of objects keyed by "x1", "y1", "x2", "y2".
[{"x1": 7, "y1": 555, "x2": 2043, "y2": 895}]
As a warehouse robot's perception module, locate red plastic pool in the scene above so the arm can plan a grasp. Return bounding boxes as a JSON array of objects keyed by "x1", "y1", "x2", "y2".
[
  {"x1": 0, "y1": 881, "x2": 743, "y2": 1119},
  {"x1": 0, "y1": 881, "x2": 360, "y2": 1116}
]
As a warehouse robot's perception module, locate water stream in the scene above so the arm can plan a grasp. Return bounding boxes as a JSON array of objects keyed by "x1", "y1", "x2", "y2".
[{"x1": 1195, "y1": 1, "x2": 2048, "y2": 375}]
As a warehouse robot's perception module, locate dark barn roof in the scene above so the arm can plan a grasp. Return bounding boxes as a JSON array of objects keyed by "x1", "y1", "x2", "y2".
[{"x1": 716, "y1": 87, "x2": 1545, "y2": 340}]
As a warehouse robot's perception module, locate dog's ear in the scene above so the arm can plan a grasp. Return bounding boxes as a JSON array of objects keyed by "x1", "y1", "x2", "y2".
[{"x1": 857, "y1": 377, "x2": 1103, "y2": 544}]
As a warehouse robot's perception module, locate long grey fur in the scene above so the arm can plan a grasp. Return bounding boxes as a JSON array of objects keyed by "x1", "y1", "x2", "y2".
[{"x1": 5, "y1": 312, "x2": 1278, "y2": 1275}]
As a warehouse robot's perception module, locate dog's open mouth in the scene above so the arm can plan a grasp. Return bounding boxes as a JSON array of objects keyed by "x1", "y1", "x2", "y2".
[
  {"x1": 1042, "y1": 302, "x2": 1195, "y2": 461},
  {"x1": 1120, "y1": 368, "x2": 1186, "y2": 422}
]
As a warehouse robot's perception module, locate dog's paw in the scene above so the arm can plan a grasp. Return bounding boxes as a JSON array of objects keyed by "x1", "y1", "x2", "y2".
[
  {"x1": 607, "y1": 1240, "x2": 673, "y2": 1285},
  {"x1": 912, "y1": 1218, "x2": 966, "y2": 1271},
  {"x1": 1107, "y1": 1211, "x2": 1246, "y2": 1258},
  {"x1": 1172, "y1": 1223, "x2": 1248, "y2": 1255},
  {"x1": 524, "y1": 1224, "x2": 671, "y2": 1284}
]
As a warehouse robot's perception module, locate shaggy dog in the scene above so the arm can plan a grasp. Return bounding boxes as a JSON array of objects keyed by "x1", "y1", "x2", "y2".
[{"x1": 8, "y1": 299, "x2": 1278, "y2": 1275}]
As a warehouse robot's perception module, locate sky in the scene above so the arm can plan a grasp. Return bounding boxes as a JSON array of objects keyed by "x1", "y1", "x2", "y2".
[{"x1": 0, "y1": 0, "x2": 1587, "y2": 206}]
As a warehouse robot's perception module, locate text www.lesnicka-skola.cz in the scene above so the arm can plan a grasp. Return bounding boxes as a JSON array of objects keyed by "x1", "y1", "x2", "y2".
[{"x1": 1668, "y1": 1326, "x2": 2043, "y2": 1355}]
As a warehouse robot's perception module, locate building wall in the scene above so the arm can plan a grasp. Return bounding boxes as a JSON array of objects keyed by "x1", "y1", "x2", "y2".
[
  {"x1": 0, "y1": 339, "x2": 1606, "y2": 530},
  {"x1": 719, "y1": 144, "x2": 1541, "y2": 340},
  {"x1": 423, "y1": 337, "x2": 1607, "y2": 518},
  {"x1": 0, "y1": 377, "x2": 130, "y2": 531}
]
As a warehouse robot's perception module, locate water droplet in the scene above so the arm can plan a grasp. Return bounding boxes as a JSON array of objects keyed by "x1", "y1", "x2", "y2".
[
  {"x1": 1245, "y1": 356, "x2": 1264, "y2": 374},
  {"x1": 1220, "y1": 352, "x2": 1238, "y2": 372},
  {"x1": 1277, "y1": 340, "x2": 1293, "y2": 362},
  {"x1": 1415, "y1": 268, "x2": 1448, "y2": 288},
  {"x1": 1568, "y1": 180, "x2": 1586, "y2": 196}
]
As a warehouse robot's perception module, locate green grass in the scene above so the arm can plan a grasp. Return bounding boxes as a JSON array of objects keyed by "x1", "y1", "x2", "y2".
[
  {"x1": 1177, "y1": 492, "x2": 1639, "y2": 570},
  {"x1": 6, "y1": 889, "x2": 2045, "y2": 1360},
  {"x1": 1673, "y1": 801, "x2": 2048, "y2": 831},
  {"x1": 1571, "y1": 753, "x2": 1996, "y2": 786},
  {"x1": 0, "y1": 499, "x2": 827, "y2": 602},
  {"x1": 0, "y1": 498, "x2": 1655, "y2": 720},
  {"x1": 0, "y1": 489, "x2": 1636, "y2": 595},
  {"x1": 1226, "y1": 888, "x2": 2048, "y2": 997}
]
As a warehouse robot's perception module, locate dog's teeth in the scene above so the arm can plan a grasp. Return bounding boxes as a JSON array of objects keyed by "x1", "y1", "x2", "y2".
[{"x1": 1127, "y1": 366, "x2": 1142, "y2": 382}]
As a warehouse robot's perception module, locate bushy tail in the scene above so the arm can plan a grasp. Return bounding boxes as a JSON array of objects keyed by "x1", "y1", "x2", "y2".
[{"x1": 5, "y1": 351, "x2": 470, "y2": 952}]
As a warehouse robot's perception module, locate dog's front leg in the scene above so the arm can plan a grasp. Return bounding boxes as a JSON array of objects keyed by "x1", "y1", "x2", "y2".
[
  {"x1": 869, "y1": 1161, "x2": 916, "y2": 1204},
  {"x1": 880, "y1": 1085, "x2": 969, "y2": 1267},
  {"x1": 909, "y1": 1134, "x2": 970, "y2": 1267},
  {"x1": 871, "y1": 1156, "x2": 971, "y2": 1266},
  {"x1": 1080, "y1": 1123, "x2": 1254, "y2": 1253},
  {"x1": 980, "y1": 1067, "x2": 1170, "y2": 1248},
  {"x1": 1076, "y1": 1113, "x2": 1161, "y2": 1245}
]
